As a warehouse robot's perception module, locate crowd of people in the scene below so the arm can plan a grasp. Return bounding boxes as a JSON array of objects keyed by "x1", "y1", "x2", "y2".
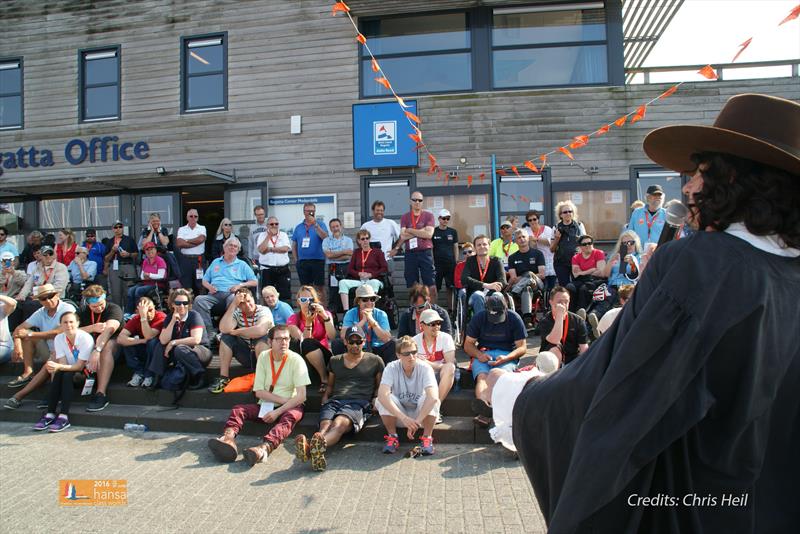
[{"x1": 1, "y1": 180, "x2": 668, "y2": 465}]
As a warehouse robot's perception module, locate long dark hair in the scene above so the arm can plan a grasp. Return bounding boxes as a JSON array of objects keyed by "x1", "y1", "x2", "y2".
[{"x1": 691, "y1": 152, "x2": 800, "y2": 249}]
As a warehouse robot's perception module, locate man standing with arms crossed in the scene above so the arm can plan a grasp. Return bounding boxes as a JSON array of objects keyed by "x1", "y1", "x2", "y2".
[
  {"x1": 176, "y1": 209, "x2": 207, "y2": 294},
  {"x1": 393, "y1": 191, "x2": 437, "y2": 301}
]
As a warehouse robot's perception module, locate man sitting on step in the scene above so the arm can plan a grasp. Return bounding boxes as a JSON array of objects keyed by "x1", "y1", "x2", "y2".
[{"x1": 207, "y1": 324, "x2": 310, "y2": 466}]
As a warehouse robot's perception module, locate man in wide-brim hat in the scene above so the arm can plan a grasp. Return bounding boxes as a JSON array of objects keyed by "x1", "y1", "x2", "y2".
[{"x1": 513, "y1": 94, "x2": 800, "y2": 533}]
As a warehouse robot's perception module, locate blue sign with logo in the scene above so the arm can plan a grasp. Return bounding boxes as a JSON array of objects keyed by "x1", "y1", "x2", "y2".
[{"x1": 353, "y1": 100, "x2": 418, "y2": 169}]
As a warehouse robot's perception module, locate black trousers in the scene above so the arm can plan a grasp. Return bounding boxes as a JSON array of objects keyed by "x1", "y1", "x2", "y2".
[
  {"x1": 47, "y1": 370, "x2": 76, "y2": 415},
  {"x1": 260, "y1": 265, "x2": 292, "y2": 302},
  {"x1": 145, "y1": 337, "x2": 212, "y2": 380}
]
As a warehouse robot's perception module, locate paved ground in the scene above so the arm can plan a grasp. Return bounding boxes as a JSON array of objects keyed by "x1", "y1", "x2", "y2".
[{"x1": 0, "y1": 422, "x2": 546, "y2": 534}]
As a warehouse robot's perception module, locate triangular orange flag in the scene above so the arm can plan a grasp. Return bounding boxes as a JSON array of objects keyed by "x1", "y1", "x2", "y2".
[
  {"x1": 630, "y1": 105, "x2": 647, "y2": 123},
  {"x1": 539, "y1": 154, "x2": 548, "y2": 168},
  {"x1": 614, "y1": 115, "x2": 628, "y2": 128},
  {"x1": 332, "y1": 1, "x2": 350, "y2": 15},
  {"x1": 356, "y1": 33, "x2": 366, "y2": 45},
  {"x1": 408, "y1": 133, "x2": 421, "y2": 144},
  {"x1": 375, "y1": 77, "x2": 391, "y2": 90},
  {"x1": 428, "y1": 154, "x2": 436, "y2": 165},
  {"x1": 404, "y1": 111, "x2": 421, "y2": 124},
  {"x1": 395, "y1": 95, "x2": 409, "y2": 108},
  {"x1": 520, "y1": 195, "x2": 530, "y2": 203},
  {"x1": 524, "y1": 160, "x2": 539, "y2": 173},
  {"x1": 479, "y1": 173, "x2": 486, "y2": 182},
  {"x1": 658, "y1": 85, "x2": 679, "y2": 100},
  {"x1": 570, "y1": 135, "x2": 589, "y2": 149},
  {"x1": 496, "y1": 169, "x2": 507, "y2": 176},
  {"x1": 778, "y1": 4, "x2": 800, "y2": 25},
  {"x1": 511, "y1": 165, "x2": 521, "y2": 178},
  {"x1": 596, "y1": 125, "x2": 611, "y2": 136},
  {"x1": 370, "y1": 58, "x2": 380, "y2": 73},
  {"x1": 510, "y1": 194, "x2": 517, "y2": 201},
  {"x1": 467, "y1": 175, "x2": 473, "y2": 187},
  {"x1": 698, "y1": 65, "x2": 718, "y2": 80},
  {"x1": 558, "y1": 147, "x2": 575, "y2": 160},
  {"x1": 731, "y1": 37, "x2": 753, "y2": 63}
]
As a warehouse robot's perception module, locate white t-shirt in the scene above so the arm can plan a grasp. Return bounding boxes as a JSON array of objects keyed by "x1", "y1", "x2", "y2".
[
  {"x1": 361, "y1": 218, "x2": 401, "y2": 259},
  {"x1": 26, "y1": 301, "x2": 77, "y2": 350},
  {"x1": 0, "y1": 306, "x2": 11, "y2": 353},
  {"x1": 256, "y1": 231, "x2": 291, "y2": 267},
  {"x1": 380, "y1": 360, "x2": 438, "y2": 411},
  {"x1": 53, "y1": 330, "x2": 94, "y2": 365},
  {"x1": 597, "y1": 307, "x2": 623, "y2": 336},
  {"x1": 412, "y1": 332, "x2": 455, "y2": 363},
  {"x1": 526, "y1": 225, "x2": 555, "y2": 276},
  {"x1": 177, "y1": 224, "x2": 207, "y2": 255}
]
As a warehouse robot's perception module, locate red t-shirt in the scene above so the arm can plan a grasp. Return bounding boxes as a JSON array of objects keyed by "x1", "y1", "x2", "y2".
[
  {"x1": 123, "y1": 311, "x2": 167, "y2": 337},
  {"x1": 571, "y1": 249, "x2": 605, "y2": 271},
  {"x1": 400, "y1": 210, "x2": 435, "y2": 251},
  {"x1": 454, "y1": 261, "x2": 466, "y2": 289}
]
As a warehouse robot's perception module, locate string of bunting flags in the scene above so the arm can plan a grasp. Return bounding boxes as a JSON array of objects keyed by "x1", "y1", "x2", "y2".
[{"x1": 332, "y1": 1, "x2": 800, "y2": 203}]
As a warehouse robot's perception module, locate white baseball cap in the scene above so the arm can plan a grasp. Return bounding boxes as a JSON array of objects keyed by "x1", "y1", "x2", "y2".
[{"x1": 438, "y1": 209, "x2": 451, "y2": 218}]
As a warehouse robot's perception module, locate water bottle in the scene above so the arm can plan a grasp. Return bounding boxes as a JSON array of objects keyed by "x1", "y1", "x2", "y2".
[
  {"x1": 123, "y1": 423, "x2": 148, "y2": 433},
  {"x1": 454, "y1": 368, "x2": 462, "y2": 392}
]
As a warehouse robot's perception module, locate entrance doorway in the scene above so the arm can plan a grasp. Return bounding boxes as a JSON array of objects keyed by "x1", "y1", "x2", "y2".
[{"x1": 181, "y1": 185, "x2": 225, "y2": 259}]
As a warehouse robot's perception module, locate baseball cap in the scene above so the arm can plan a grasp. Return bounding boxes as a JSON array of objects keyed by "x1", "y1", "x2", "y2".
[
  {"x1": 345, "y1": 326, "x2": 365, "y2": 340},
  {"x1": 485, "y1": 293, "x2": 507, "y2": 324},
  {"x1": 646, "y1": 184, "x2": 664, "y2": 195},
  {"x1": 500, "y1": 220, "x2": 513, "y2": 229},
  {"x1": 438, "y1": 209, "x2": 451, "y2": 218},
  {"x1": 40, "y1": 245, "x2": 54, "y2": 255},
  {"x1": 419, "y1": 308, "x2": 443, "y2": 325},
  {"x1": 142, "y1": 241, "x2": 157, "y2": 251}
]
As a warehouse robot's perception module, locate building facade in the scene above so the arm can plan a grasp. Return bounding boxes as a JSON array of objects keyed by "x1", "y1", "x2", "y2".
[{"x1": 2, "y1": 0, "x2": 798, "y2": 262}]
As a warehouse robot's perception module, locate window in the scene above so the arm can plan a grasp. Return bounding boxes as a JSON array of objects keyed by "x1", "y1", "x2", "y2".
[
  {"x1": 552, "y1": 185, "x2": 629, "y2": 242},
  {"x1": 360, "y1": 13, "x2": 472, "y2": 96},
  {"x1": 498, "y1": 172, "x2": 549, "y2": 225},
  {"x1": 80, "y1": 47, "x2": 120, "y2": 121},
  {"x1": 182, "y1": 33, "x2": 227, "y2": 113},
  {"x1": 362, "y1": 176, "x2": 416, "y2": 223},
  {"x1": 225, "y1": 186, "x2": 267, "y2": 251},
  {"x1": 0, "y1": 59, "x2": 23, "y2": 129},
  {"x1": 0, "y1": 201, "x2": 25, "y2": 251},
  {"x1": 39, "y1": 196, "x2": 121, "y2": 243},
  {"x1": 419, "y1": 189, "x2": 492, "y2": 244},
  {"x1": 492, "y1": 3, "x2": 608, "y2": 88},
  {"x1": 631, "y1": 166, "x2": 684, "y2": 204}
]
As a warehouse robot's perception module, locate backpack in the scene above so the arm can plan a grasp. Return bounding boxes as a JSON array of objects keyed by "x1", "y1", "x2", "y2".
[{"x1": 160, "y1": 363, "x2": 189, "y2": 391}]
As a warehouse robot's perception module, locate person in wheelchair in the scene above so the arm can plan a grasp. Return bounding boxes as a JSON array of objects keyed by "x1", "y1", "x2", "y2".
[
  {"x1": 125, "y1": 242, "x2": 167, "y2": 317},
  {"x1": 66, "y1": 246, "x2": 97, "y2": 301},
  {"x1": 336, "y1": 229, "x2": 388, "y2": 311},
  {"x1": 567, "y1": 235, "x2": 607, "y2": 314},
  {"x1": 397, "y1": 283, "x2": 452, "y2": 338},
  {"x1": 460, "y1": 235, "x2": 506, "y2": 316},
  {"x1": 507, "y1": 229, "x2": 546, "y2": 328}
]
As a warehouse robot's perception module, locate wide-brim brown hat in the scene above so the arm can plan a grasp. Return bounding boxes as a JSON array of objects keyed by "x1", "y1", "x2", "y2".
[
  {"x1": 34, "y1": 283, "x2": 58, "y2": 299},
  {"x1": 643, "y1": 93, "x2": 800, "y2": 176}
]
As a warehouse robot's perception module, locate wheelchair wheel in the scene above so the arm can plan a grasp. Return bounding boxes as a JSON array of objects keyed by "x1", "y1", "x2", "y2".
[
  {"x1": 382, "y1": 298, "x2": 400, "y2": 330},
  {"x1": 453, "y1": 293, "x2": 466, "y2": 347}
]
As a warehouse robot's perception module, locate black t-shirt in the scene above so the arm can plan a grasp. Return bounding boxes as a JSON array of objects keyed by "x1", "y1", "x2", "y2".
[
  {"x1": 509, "y1": 248, "x2": 546, "y2": 277},
  {"x1": 103, "y1": 235, "x2": 139, "y2": 262},
  {"x1": 168, "y1": 310, "x2": 210, "y2": 347},
  {"x1": 538, "y1": 311, "x2": 588, "y2": 363},
  {"x1": 432, "y1": 227, "x2": 459, "y2": 263},
  {"x1": 554, "y1": 221, "x2": 583, "y2": 265},
  {"x1": 79, "y1": 302, "x2": 124, "y2": 338}
]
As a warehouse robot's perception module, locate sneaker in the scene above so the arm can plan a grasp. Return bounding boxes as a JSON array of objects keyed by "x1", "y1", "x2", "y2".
[
  {"x1": 207, "y1": 434, "x2": 238, "y2": 463},
  {"x1": 8, "y1": 374, "x2": 32, "y2": 388},
  {"x1": 123, "y1": 312, "x2": 134, "y2": 322},
  {"x1": 576, "y1": 308, "x2": 587, "y2": 320},
  {"x1": 382, "y1": 434, "x2": 400, "y2": 454},
  {"x1": 33, "y1": 414, "x2": 56, "y2": 431},
  {"x1": 309, "y1": 432, "x2": 327, "y2": 471},
  {"x1": 142, "y1": 376, "x2": 154, "y2": 389},
  {"x1": 243, "y1": 443, "x2": 271, "y2": 466},
  {"x1": 49, "y1": 415, "x2": 71, "y2": 433},
  {"x1": 86, "y1": 393, "x2": 109, "y2": 412},
  {"x1": 419, "y1": 436, "x2": 435, "y2": 455},
  {"x1": 208, "y1": 376, "x2": 230, "y2": 394},
  {"x1": 294, "y1": 435, "x2": 310, "y2": 463},
  {"x1": 4, "y1": 397, "x2": 21, "y2": 410},
  {"x1": 588, "y1": 313, "x2": 601, "y2": 339},
  {"x1": 126, "y1": 374, "x2": 144, "y2": 388}
]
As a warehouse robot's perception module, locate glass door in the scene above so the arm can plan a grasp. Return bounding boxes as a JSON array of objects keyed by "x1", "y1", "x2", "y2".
[
  {"x1": 135, "y1": 192, "x2": 180, "y2": 245},
  {"x1": 419, "y1": 185, "x2": 493, "y2": 244}
]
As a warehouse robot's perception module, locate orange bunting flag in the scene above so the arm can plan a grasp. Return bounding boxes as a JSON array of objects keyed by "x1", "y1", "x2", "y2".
[
  {"x1": 479, "y1": 173, "x2": 486, "y2": 182},
  {"x1": 404, "y1": 111, "x2": 421, "y2": 124},
  {"x1": 375, "y1": 77, "x2": 391, "y2": 90},
  {"x1": 520, "y1": 195, "x2": 530, "y2": 203},
  {"x1": 614, "y1": 115, "x2": 628, "y2": 128},
  {"x1": 370, "y1": 58, "x2": 380, "y2": 73},
  {"x1": 428, "y1": 154, "x2": 436, "y2": 165},
  {"x1": 408, "y1": 133, "x2": 421, "y2": 144},
  {"x1": 511, "y1": 165, "x2": 521, "y2": 178},
  {"x1": 413, "y1": 143, "x2": 425, "y2": 151},
  {"x1": 496, "y1": 169, "x2": 507, "y2": 176},
  {"x1": 570, "y1": 135, "x2": 589, "y2": 149},
  {"x1": 558, "y1": 147, "x2": 575, "y2": 160},
  {"x1": 524, "y1": 160, "x2": 539, "y2": 173},
  {"x1": 356, "y1": 33, "x2": 366, "y2": 45},
  {"x1": 698, "y1": 65, "x2": 718, "y2": 80},
  {"x1": 332, "y1": 1, "x2": 350, "y2": 15},
  {"x1": 467, "y1": 175, "x2": 473, "y2": 187},
  {"x1": 779, "y1": 4, "x2": 800, "y2": 25},
  {"x1": 395, "y1": 95, "x2": 409, "y2": 108},
  {"x1": 732, "y1": 37, "x2": 753, "y2": 63},
  {"x1": 658, "y1": 85, "x2": 679, "y2": 100},
  {"x1": 539, "y1": 154, "x2": 548, "y2": 168},
  {"x1": 597, "y1": 124, "x2": 611, "y2": 136},
  {"x1": 630, "y1": 105, "x2": 647, "y2": 123},
  {"x1": 510, "y1": 194, "x2": 517, "y2": 201}
]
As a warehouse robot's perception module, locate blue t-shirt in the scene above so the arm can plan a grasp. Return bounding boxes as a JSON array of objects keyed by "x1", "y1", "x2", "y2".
[
  {"x1": 68, "y1": 260, "x2": 97, "y2": 284},
  {"x1": 608, "y1": 252, "x2": 640, "y2": 288},
  {"x1": 342, "y1": 306, "x2": 390, "y2": 349},
  {"x1": 628, "y1": 206, "x2": 666, "y2": 246},
  {"x1": 268, "y1": 300, "x2": 294, "y2": 325},
  {"x1": 26, "y1": 300, "x2": 77, "y2": 350},
  {"x1": 84, "y1": 241, "x2": 107, "y2": 274},
  {"x1": 322, "y1": 234, "x2": 354, "y2": 265},
  {"x1": 203, "y1": 257, "x2": 257, "y2": 292},
  {"x1": 292, "y1": 220, "x2": 329, "y2": 261},
  {"x1": 465, "y1": 310, "x2": 526, "y2": 352}
]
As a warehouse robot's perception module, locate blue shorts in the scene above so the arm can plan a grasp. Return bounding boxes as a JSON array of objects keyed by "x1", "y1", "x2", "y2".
[
  {"x1": 319, "y1": 398, "x2": 372, "y2": 433},
  {"x1": 471, "y1": 349, "x2": 519, "y2": 379},
  {"x1": 404, "y1": 249, "x2": 436, "y2": 288}
]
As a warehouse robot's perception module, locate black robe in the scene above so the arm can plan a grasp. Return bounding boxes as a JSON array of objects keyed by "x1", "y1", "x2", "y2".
[{"x1": 513, "y1": 231, "x2": 800, "y2": 533}]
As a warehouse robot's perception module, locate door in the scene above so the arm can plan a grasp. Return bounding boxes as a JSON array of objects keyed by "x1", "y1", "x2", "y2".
[
  {"x1": 135, "y1": 192, "x2": 180, "y2": 244},
  {"x1": 418, "y1": 185, "x2": 493, "y2": 243}
]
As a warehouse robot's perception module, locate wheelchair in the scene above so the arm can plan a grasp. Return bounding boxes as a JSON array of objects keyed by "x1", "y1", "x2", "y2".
[
  {"x1": 120, "y1": 249, "x2": 182, "y2": 313},
  {"x1": 453, "y1": 287, "x2": 517, "y2": 346},
  {"x1": 333, "y1": 273, "x2": 399, "y2": 330}
]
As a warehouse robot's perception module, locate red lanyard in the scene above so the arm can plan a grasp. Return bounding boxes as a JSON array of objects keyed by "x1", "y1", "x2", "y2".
[
  {"x1": 556, "y1": 313, "x2": 569, "y2": 345},
  {"x1": 175, "y1": 320, "x2": 185, "y2": 337},
  {"x1": 241, "y1": 309, "x2": 253, "y2": 328},
  {"x1": 360, "y1": 248, "x2": 372, "y2": 269},
  {"x1": 477, "y1": 257, "x2": 489, "y2": 281},
  {"x1": 422, "y1": 334, "x2": 436, "y2": 361},
  {"x1": 269, "y1": 233, "x2": 279, "y2": 248},
  {"x1": 532, "y1": 226, "x2": 544, "y2": 240},
  {"x1": 42, "y1": 267, "x2": 52, "y2": 283},
  {"x1": 269, "y1": 351, "x2": 289, "y2": 393},
  {"x1": 90, "y1": 310, "x2": 99, "y2": 325},
  {"x1": 645, "y1": 211, "x2": 659, "y2": 238},
  {"x1": 410, "y1": 210, "x2": 421, "y2": 230},
  {"x1": 502, "y1": 241, "x2": 512, "y2": 257},
  {"x1": 304, "y1": 223, "x2": 313, "y2": 237}
]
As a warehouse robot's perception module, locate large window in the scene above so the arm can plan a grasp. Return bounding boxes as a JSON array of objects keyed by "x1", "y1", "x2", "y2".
[
  {"x1": 360, "y1": 3, "x2": 616, "y2": 97},
  {"x1": 39, "y1": 196, "x2": 121, "y2": 243},
  {"x1": 0, "y1": 201, "x2": 25, "y2": 252},
  {"x1": 362, "y1": 176, "x2": 416, "y2": 223},
  {"x1": 0, "y1": 59, "x2": 23, "y2": 129},
  {"x1": 80, "y1": 47, "x2": 120, "y2": 121},
  {"x1": 498, "y1": 172, "x2": 549, "y2": 225},
  {"x1": 225, "y1": 186, "x2": 267, "y2": 254},
  {"x1": 492, "y1": 3, "x2": 608, "y2": 88},
  {"x1": 631, "y1": 166, "x2": 684, "y2": 204},
  {"x1": 360, "y1": 13, "x2": 472, "y2": 96},
  {"x1": 182, "y1": 33, "x2": 227, "y2": 113},
  {"x1": 553, "y1": 186, "x2": 629, "y2": 243}
]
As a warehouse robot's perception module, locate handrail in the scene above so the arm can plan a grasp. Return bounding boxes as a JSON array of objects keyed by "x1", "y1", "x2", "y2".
[{"x1": 626, "y1": 58, "x2": 800, "y2": 83}]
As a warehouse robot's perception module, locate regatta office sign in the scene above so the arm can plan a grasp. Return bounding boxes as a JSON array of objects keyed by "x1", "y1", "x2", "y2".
[{"x1": 0, "y1": 136, "x2": 150, "y2": 176}]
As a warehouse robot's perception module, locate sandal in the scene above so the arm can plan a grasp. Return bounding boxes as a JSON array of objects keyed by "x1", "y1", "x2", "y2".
[
  {"x1": 318, "y1": 382, "x2": 328, "y2": 394},
  {"x1": 473, "y1": 414, "x2": 493, "y2": 428}
]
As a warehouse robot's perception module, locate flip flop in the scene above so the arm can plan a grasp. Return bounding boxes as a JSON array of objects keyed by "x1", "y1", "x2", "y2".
[{"x1": 473, "y1": 415, "x2": 493, "y2": 428}]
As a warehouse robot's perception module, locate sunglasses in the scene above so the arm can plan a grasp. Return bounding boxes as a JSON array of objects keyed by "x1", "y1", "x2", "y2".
[
  {"x1": 38, "y1": 294, "x2": 57, "y2": 301},
  {"x1": 188, "y1": 215, "x2": 198, "y2": 218},
  {"x1": 360, "y1": 296, "x2": 378, "y2": 302},
  {"x1": 410, "y1": 198, "x2": 424, "y2": 203},
  {"x1": 527, "y1": 218, "x2": 538, "y2": 222},
  {"x1": 223, "y1": 223, "x2": 232, "y2": 227},
  {"x1": 399, "y1": 350, "x2": 418, "y2": 357},
  {"x1": 86, "y1": 234, "x2": 96, "y2": 238},
  {"x1": 622, "y1": 240, "x2": 635, "y2": 246},
  {"x1": 413, "y1": 303, "x2": 428, "y2": 310},
  {"x1": 113, "y1": 225, "x2": 123, "y2": 229},
  {"x1": 561, "y1": 210, "x2": 573, "y2": 215},
  {"x1": 298, "y1": 296, "x2": 314, "y2": 303},
  {"x1": 173, "y1": 300, "x2": 190, "y2": 306},
  {"x1": 440, "y1": 216, "x2": 450, "y2": 221},
  {"x1": 268, "y1": 223, "x2": 279, "y2": 226},
  {"x1": 463, "y1": 249, "x2": 475, "y2": 255},
  {"x1": 580, "y1": 242, "x2": 593, "y2": 246},
  {"x1": 346, "y1": 338, "x2": 364, "y2": 345},
  {"x1": 1, "y1": 260, "x2": 12, "y2": 267},
  {"x1": 424, "y1": 321, "x2": 443, "y2": 327},
  {"x1": 358, "y1": 237, "x2": 370, "y2": 241}
]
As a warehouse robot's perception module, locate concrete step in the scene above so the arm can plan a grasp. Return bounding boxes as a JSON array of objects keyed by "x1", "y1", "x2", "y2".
[{"x1": 0, "y1": 400, "x2": 492, "y2": 444}]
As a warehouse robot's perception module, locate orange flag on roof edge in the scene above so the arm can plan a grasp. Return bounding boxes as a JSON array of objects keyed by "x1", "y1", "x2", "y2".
[
  {"x1": 698, "y1": 65, "x2": 718, "y2": 80},
  {"x1": 467, "y1": 175, "x2": 473, "y2": 187},
  {"x1": 405, "y1": 111, "x2": 421, "y2": 124},
  {"x1": 375, "y1": 77, "x2": 391, "y2": 90},
  {"x1": 332, "y1": 1, "x2": 349, "y2": 15},
  {"x1": 479, "y1": 173, "x2": 486, "y2": 182},
  {"x1": 631, "y1": 105, "x2": 647, "y2": 123},
  {"x1": 539, "y1": 154, "x2": 548, "y2": 168},
  {"x1": 370, "y1": 58, "x2": 380, "y2": 73},
  {"x1": 496, "y1": 169, "x2": 507, "y2": 176},
  {"x1": 511, "y1": 165, "x2": 521, "y2": 177},
  {"x1": 356, "y1": 33, "x2": 366, "y2": 45},
  {"x1": 614, "y1": 115, "x2": 628, "y2": 128},
  {"x1": 731, "y1": 37, "x2": 753, "y2": 63},
  {"x1": 570, "y1": 135, "x2": 589, "y2": 149},
  {"x1": 520, "y1": 195, "x2": 530, "y2": 203},
  {"x1": 409, "y1": 133, "x2": 421, "y2": 144},
  {"x1": 558, "y1": 147, "x2": 575, "y2": 160},
  {"x1": 597, "y1": 124, "x2": 611, "y2": 135},
  {"x1": 659, "y1": 85, "x2": 679, "y2": 100},
  {"x1": 779, "y1": 4, "x2": 800, "y2": 25},
  {"x1": 524, "y1": 160, "x2": 539, "y2": 173}
]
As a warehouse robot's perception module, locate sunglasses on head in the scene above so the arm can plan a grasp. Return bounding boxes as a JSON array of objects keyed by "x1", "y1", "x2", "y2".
[
  {"x1": 173, "y1": 300, "x2": 190, "y2": 306},
  {"x1": 425, "y1": 321, "x2": 443, "y2": 327},
  {"x1": 399, "y1": 350, "x2": 418, "y2": 357},
  {"x1": 360, "y1": 296, "x2": 378, "y2": 302}
]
